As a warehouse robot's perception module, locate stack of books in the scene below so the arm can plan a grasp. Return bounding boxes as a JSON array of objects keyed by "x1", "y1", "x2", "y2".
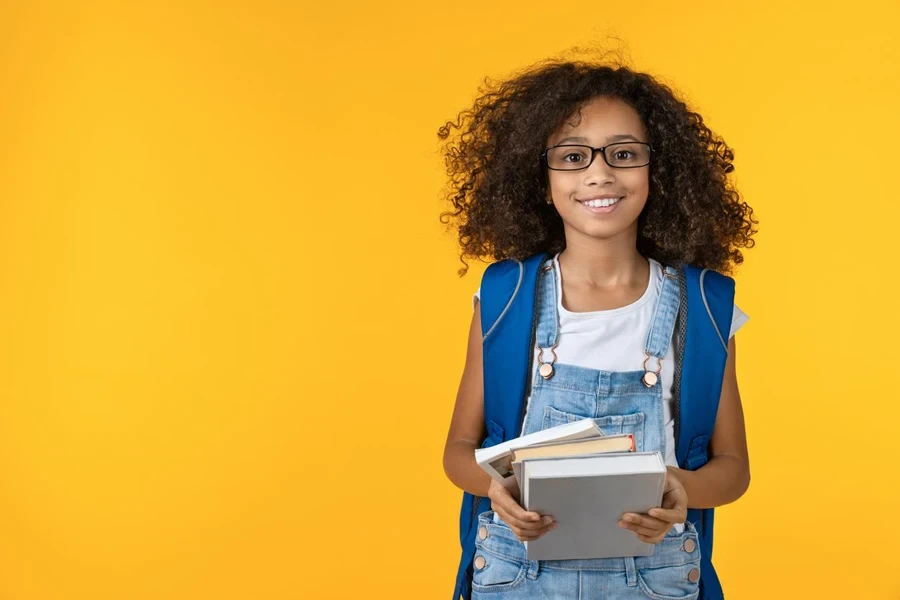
[{"x1": 475, "y1": 419, "x2": 666, "y2": 560}]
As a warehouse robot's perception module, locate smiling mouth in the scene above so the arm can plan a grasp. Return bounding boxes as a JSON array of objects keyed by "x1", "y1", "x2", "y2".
[
  {"x1": 576, "y1": 196, "x2": 624, "y2": 214},
  {"x1": 578, "y1": 197, "x2": 623, "y2": 208}
]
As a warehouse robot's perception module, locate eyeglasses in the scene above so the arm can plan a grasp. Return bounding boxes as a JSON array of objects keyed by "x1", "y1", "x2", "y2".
[{"x1": 540, "y1": 142, "x2": 653, "y2": 171}]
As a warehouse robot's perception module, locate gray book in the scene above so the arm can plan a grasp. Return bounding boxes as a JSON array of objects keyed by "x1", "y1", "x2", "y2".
[{"x1": 522, "y1": 452, "x2": 666, "y2": 560}]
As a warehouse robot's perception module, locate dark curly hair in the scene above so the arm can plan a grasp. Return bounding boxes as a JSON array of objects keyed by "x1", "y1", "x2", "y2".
[{"x1": 438, "y1": 50, "x2": 757, "y2": 276}]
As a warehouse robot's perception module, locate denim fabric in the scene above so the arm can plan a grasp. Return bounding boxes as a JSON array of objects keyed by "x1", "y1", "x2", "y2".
[
  {"x1": 485, "y1": 260, "x2": 698, "y2": 598},
  {"x1": 473, "y1": 511, "x2": 701, "y2": 600}
]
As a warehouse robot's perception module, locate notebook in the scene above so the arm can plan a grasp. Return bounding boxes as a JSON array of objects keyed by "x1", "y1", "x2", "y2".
[
  {"x1": 509, "y1": 434, "x2": 635, "y2": 497},
  {"x1": 475, "y1": 419, "x2": 603, "y2": 492},
  {"x1": 521, "y1": 451, "x2": 666, "y2": 560}
]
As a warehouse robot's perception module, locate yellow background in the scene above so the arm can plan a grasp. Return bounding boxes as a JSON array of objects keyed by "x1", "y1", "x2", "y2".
[{"x1": 1, "y1": 1, "x2": 898, "y2": 598}]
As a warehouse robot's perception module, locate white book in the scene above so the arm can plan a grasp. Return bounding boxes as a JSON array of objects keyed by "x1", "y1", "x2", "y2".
[
  {"x1": 475, "y1": 419, "x2": 603, "y2": 492},
  {"x1": 522, "y1": 452, "x2": 667, "y2": 560}
]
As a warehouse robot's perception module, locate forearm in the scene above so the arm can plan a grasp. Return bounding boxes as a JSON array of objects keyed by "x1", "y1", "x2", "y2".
[
  {"x1": 443, "y1": 440, "x2": 492, "y2": 497},
  {"x1": 669, "y1": 454, "x2": 750, "y2": 509}
]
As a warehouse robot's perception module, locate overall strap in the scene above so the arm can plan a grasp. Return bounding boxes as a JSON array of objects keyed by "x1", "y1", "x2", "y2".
[
  {"x1": 644, "y1": 265, "x2": 682, "y2": 359},
  {"x1": 535, "y1": 259, "x2": 559, "y2": 350}
]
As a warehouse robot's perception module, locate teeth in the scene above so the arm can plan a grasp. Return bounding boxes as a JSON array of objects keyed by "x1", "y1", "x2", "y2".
[{"x1": 583, "y1": 197, "x2": 621, "y2": 208}]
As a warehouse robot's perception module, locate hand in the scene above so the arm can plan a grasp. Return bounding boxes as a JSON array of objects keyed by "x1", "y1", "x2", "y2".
[
  {"x1": 487, "y1": 478, "x2": 556, "y2": 542},
  {"x1": 618, "y1": 467, "x2": 688, "y2": 544}
]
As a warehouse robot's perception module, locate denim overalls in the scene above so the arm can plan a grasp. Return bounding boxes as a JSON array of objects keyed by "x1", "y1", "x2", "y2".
[{"x1": 472, "y1": 259, "x2": 703, "y2": 600}]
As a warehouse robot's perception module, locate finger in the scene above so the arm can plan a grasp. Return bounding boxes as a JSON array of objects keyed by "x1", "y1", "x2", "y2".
[
  {"x1": 500, "y1": 500, "x2": 554, "y2": 530},
  {"x1": 516, "y1": 522, "x2": 557, "y2": 542},
  {"x1": 637, "y1": 533, "x2": 665, "y2": 544},
  {"x1": 492, "y1": 505, "x2": 536, "y2": 531},
  {"x1": 493, "y1": 503, "x2": 553, "y2": 532},
  {"x1": 490, "y1": 487, "x2": 545, "y2": 524},
  {"x1": 648, "y1": 507, "x2": 686, "y2": 523},
  {"x1": 620, "y1": 513, "x2": 671, "y2": 531},
  {"x1": 620, "y1": 520, "x2": 667, "y2": 538},
  {"x1": 497, "y1": 507, "x2": 553, "y2": 531}
]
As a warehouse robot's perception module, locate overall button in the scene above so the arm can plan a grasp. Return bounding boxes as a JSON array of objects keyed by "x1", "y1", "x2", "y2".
[
  {"x1": 474, "y1": 555, "x2": 487, "y2": 570},
  {"x1": 683, "y1": 539, "x2": 696, "y2": 553},
  {"x1": 478, "y1": 526, "x2": 489, "y2": 540},
  {"x1": 687, "y1": 568, "x2": 700, "y2": 583}
]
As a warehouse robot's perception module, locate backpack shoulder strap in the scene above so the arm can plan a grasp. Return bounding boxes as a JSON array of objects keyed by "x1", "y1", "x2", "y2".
[
  {"x1": 683, "y1": 266, "x2": 735, "y2": 351},
  {"x1": 677, "y1": 265, "x2": 736, "y2": 467},
  {"x1": 479, "y1": 253, "x2": 548, "y2": 340},
  {"x1": 679, "y1": 265, "x2": 733, "y2": 600},
  {"x1": 479, "y1": 252, "x2": 548, "y2": 444}
]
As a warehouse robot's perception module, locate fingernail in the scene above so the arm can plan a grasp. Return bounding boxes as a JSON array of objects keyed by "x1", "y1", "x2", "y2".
[
  {"x1": 542, "y1": 516, "x2": 553, "y2": 525},
  {"x1": 550, "y1": 523, "x2": 558, "y2": 530}
]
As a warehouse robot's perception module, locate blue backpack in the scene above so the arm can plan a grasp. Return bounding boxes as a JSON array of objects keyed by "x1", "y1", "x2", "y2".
[{"x1": 452, "y1": 252, "x2": 735, "y2": 600}]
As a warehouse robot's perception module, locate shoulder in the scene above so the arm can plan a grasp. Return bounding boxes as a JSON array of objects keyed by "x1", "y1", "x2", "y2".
[
  {"x1": 483, "y1": 252, "x2": 549, "y2": 277},
  {"x1": 477, "y1": 253, "x2": 549, "y2": 335},
  {"x1": 474, "y1": 253, "x2": 551, "y2": 308},
  {"x1": 680, "y1": 264, "x2": 735, "y2": 287},
  {"x1": 679, "y1": 264, "x2": 736, "y2": 304},
  {"x1": 480, "y1": 252, "x2": 549, "y2": 293},
  {"x1": 679, "y1": 264, "x2": 749, "y2": 339}
]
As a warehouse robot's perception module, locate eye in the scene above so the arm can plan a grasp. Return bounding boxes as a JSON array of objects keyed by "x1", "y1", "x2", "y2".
[
  {"x1": 613, "y1": 150, "x2": 635, "y2": 160},
  {"x1": 562, "y1": 152, "x2": 586, "y2": 163}
]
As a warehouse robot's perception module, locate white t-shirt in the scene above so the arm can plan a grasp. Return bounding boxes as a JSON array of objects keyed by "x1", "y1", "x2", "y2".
[{"x1": 474, "y1": 254, "x2": 748, "y2": 469}]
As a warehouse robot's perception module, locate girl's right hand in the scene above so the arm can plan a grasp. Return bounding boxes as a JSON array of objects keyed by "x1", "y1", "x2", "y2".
[{"x1": 487, "y1": 478, "x2": 556, "y2": 542}]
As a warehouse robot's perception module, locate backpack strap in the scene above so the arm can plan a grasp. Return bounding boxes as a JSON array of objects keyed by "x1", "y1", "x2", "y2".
[
  {"x1": 677, "y1": 265, "x2": 735, "y2": 467},
  {"x1": 479, "y1": 253, "x2": 548, "y2": 444},
  {"x1": 679, "y1": 266, "x2": 734, "y2": 600},
  {"x1": 480, "y1": 258, "x2": 524, "y2": 341},
  {"x1": 697, "y1": 268, "x2": 731, "y2": 351}
]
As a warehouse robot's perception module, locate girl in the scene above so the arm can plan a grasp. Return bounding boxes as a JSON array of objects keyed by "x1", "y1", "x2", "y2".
[{"x1": 440, "y1": 54, "x2": 756, "y2": 600}]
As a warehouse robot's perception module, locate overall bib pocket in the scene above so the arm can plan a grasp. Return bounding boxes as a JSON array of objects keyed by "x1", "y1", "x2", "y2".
[{"x1": 542, "y1": 406, "x2": 646, "y2": 451}]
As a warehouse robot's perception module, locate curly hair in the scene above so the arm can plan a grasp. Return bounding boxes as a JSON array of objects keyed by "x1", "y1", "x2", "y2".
[{"x1": 437, "y1": 51, "x2": 757, "y2": 276}]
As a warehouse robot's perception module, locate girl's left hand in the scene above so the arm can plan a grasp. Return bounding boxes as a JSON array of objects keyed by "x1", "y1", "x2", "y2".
[{"x1": 618, "y1": 468, "x2": 688, "y2": 544}]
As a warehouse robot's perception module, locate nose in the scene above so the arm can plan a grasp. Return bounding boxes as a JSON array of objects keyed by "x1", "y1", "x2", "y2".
[{"x1": 583, "y1": 151, "x2": 616, "y2": 186}]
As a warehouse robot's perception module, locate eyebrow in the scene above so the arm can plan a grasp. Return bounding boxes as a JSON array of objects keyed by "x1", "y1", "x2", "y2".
[{"x1": 555, "y1": 134, "x2": 643, "y2": 145}]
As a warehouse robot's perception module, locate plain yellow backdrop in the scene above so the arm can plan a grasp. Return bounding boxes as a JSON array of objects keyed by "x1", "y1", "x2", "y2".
[{"x1": 1, "y1": 1, "x2": 899, "y2": 599}]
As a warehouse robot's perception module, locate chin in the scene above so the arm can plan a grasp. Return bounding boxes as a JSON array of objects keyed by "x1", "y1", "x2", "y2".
[{"x1": 566, "y1": 213, "x2": 638, "y2": 240}]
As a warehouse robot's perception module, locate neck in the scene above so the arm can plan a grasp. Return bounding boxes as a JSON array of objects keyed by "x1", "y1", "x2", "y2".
[{"x1": 557, "y1": 230, "x2": 647, "y2": 288}]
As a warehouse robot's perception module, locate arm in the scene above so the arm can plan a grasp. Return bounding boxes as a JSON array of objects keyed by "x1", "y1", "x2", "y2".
[
  {"x1": 442, "y1": 299, "x2": 492, "y2": 498},
  {"x1": 669, "y1": 335, "x2": 751, "y2": 509},
  {"x1": 442, "y1": 299, "x2": 556, "y2": 541}
]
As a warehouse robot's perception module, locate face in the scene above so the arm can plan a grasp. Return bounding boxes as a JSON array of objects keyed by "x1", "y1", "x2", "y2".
[{"x1": 545, "y1": 96, "x2": 650, "y2": 245}]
